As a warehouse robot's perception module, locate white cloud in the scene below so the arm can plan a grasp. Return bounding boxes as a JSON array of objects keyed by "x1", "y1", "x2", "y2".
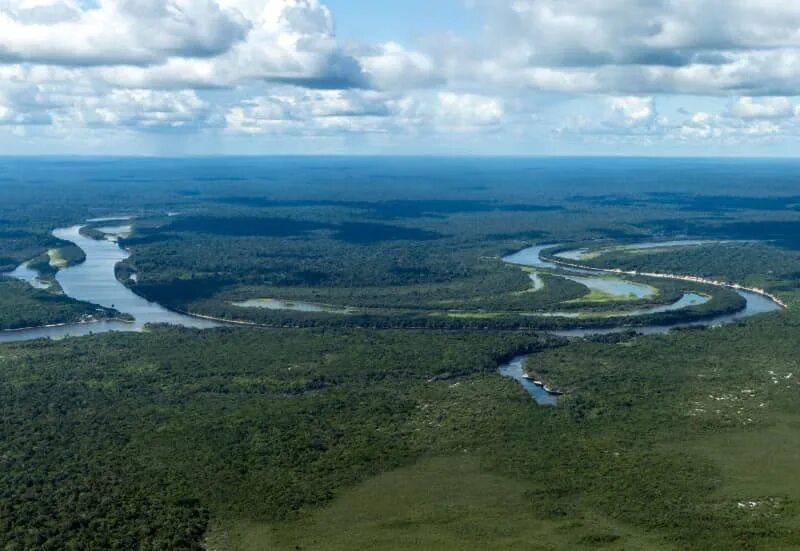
[
  {"x1": 0, "y1": 0, "x2": 248, "y2": 66},
  {"x1": 96, "y1": 0, "x2": 366, "y2": 90},
  {"x1": 680, "y1": 112, "x2": 724, "y2": 140},
  {"x1": 0, "y1": 0, "x2": 369, "y2": 91},
  {"x1": 225, "y1": 89, "x2": 504, "y2": 135},
  {"x1": 356, "y1": 42, "x2": 442, "y2": 91},
  {"x1": 430, "y1": 92, "x2": 504, "y2": 131},
  {"x1": 4, "y1": 0, "x2": 800, "y2": 151},
  {"x1": 0, "y1": 76, "x2": 212, "y2": 131},
  {"x1": 732, "y1": 96, "x2": 794, "y2": 119},
  {"x1": 679, "y1": 110, "x2": 790, "y2": 141},
  {"x1": 83, "y1": 89, "x2": 211, "y2": 129},
  {"x1": 225, "y1": 89, "x2": 391, "y2": 135},
  {"x1": 453, "y1": 1, "x2": 800, "y2": 96},
  {"x1": 608, "y1": 96, "x2": 656, "y2": 127}
]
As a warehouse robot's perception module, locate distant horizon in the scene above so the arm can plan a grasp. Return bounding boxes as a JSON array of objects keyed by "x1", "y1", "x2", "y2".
[{"x1": 4, "y1": 153, "x2": 800, "y2": 161}]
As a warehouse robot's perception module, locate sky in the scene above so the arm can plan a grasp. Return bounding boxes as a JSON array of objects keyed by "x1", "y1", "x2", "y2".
[{"x1": 2, "y1": 0, "x2": 800, "y2": 156}]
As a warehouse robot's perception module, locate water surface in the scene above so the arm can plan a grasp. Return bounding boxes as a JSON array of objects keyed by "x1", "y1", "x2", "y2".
[
  {"x1": 0, "y1": 225, "x2": 220, "y2": 343},
  {"x1": 498, "y1": 356, "x2": 559, "y2": 406},
  {"x1": 232, "y1": 298, "x2": 354, "y2": 314},
  {"x1": 500, "y1": 244, "x2": 784, "y2": 402},
  {"x1": 5, "y1": 262, "x2": 51, "y2": 290},
  {"x1": 563, "y1": 274, "x2": 655, "y2": 299}
]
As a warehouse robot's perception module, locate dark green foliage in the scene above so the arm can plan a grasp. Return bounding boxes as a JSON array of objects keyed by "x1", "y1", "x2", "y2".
[
  {"x1": 0, "y1": 328, "x2": 554, "y2": 549},
  {"x1": 0, "y1": 278, "x2": 119, "y2": 330},
  {"x1": 2, "y1": 157, "x2": 800, "y2": 550},
  {"x1": 154, "y1": 215, "x2": 441, "y2": 243},
  {"x1": 212, "y1": 197, "x2": 563, "y2": 219},
  {"x1": 581, "y1": 241, "x2": 800, "y2": 292}
]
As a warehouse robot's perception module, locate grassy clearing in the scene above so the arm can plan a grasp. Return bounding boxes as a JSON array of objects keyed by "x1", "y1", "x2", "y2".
[
  {"x1": 231, "y1": 298, "x2": 358, "y2": 315},
  {"x1": 211, "y1": 456, "x2": 672, "y2": 551},
  {"x1": 571, "y1": 288, "x2": 633, "y2": 303},
  {"x1": 690, "y1": 415, "x2": 800, "y2": 526},
  {"x1": 47, "y1": 248, "x2": 67, "y2": 268},
  {"x1": 46, "y1": 245, "x2": 85, "y2": 269},
  {"x1": 445, "y1": 311, "x2": 501, "y2": 319}
]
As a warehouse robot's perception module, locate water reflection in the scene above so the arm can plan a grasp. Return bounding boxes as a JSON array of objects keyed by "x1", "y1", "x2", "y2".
[
  {"x1": 1, "y1": 225, "x2": 221, "y2": 343},
  {"x1": 498, "y1": 356, "x2": 559, "y2": 406}
]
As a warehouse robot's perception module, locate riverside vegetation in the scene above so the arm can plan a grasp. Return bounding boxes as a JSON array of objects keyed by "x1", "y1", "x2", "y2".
[{"x1": 2, "y1": 157, "x2": 800, "y2": 549}]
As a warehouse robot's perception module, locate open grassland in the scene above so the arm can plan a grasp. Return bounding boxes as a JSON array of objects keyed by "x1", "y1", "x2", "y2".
[{"x1": 215, "y1": 457, "x2": 672, "y2": 551}]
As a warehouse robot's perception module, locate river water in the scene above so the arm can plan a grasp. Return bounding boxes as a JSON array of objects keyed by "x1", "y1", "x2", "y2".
[
  {"x1": 499, "y1": 244, "x2": 784, "y2": 404},
  {"x1": 0, "y1": 232, "x2": 786, "y2": 409},
  {"x1": 6, "y1": 262, "x2": 51, "y2": 290},
  {"x1": 0, "y1": 225, "x2": 220, "y2": 344}
]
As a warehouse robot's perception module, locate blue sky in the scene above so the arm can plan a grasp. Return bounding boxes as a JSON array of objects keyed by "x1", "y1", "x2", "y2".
[
  {"x1": 325, "y1": 0, "x2": 476, "y2": 42},
  {"x1": 1, "y1": 1, "x2": 800, "y2": 156}
]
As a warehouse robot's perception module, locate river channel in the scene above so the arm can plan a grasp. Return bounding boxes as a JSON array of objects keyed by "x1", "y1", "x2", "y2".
[
  {"x1": 499, "y1": 243, "x2": 784, "y2": 404},
  {"x1": 0, "y1": 232, "x2": 786, "y2": 406},
  {"x1": 0, "y1": 225, "x2": 220, "y2": 344}
]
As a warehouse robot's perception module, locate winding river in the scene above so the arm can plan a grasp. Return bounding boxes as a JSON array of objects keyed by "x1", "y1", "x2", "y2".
[
  {"x1": 0, "y1": 225, "x2": 220, "y2": 344},
  {"x1": 0, "y1": 231, "x2": 788, "y2": 406},
  {"x1": 499, "y1": 243, "x2": 785, "y2": 404}
]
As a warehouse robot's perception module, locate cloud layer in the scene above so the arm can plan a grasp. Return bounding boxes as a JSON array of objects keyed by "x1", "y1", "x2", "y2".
[{"x1": 2, "y1": 0, "x2": 800, "y2": 153}]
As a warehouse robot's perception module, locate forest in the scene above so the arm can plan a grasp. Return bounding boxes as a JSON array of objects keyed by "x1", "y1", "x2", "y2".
[
  {"x1": 2, "y1": 157, "x2": 800, "y2": 549},
  {"x1": 0, "y1": 277, "x2": 120, "y2": 330}
]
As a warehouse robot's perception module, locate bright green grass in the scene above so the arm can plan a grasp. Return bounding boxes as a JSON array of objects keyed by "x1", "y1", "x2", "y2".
[
  {"x1": 46, "y1": 248, "x2": 67, "y2": 268},
  {"x1": 572, "y1": 288, "x2": 633, "y2": 303},
  {"x1": 209, "y1": 456, "x2": 672, "y2": 551}
]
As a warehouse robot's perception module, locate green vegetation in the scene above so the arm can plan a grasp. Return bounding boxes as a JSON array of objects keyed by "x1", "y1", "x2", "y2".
[
  {"x1": 581, "y1": 241, "x2": 800, "y2": 293},
  {"x1": 23, "y1": 244, "x2": 86, "y2": 280},
  {"x1": 3, "y1": 158, "x2": 800, "y2": 550},
  {"x1": 0, "y1": 328, "x2": 555, "y2": 549},
  {"x1": 0, "y1": 277, "x2": 121, "y2": 330},
  {"x1": 47, "y1": 244, "x2": 86, "y2": 268},
  {"x1": 220, "y1": 456, "x2": 671, "y2": 551},
  {"x1": 1, "y1": 305, "x2": 800, "y2": 549},
  {"x1": 5, "y1": 158, "x2": 798, "y2": 332}
]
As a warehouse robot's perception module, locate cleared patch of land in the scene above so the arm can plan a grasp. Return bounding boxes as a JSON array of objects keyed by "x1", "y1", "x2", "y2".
[{"x1": 215, "y1": 456, "x2": 672, "y2": 551}]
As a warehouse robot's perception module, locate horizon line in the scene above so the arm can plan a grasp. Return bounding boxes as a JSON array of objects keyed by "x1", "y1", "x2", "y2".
[{"x1": 1, "y1": 153, "x2": 800, "y2": 161}]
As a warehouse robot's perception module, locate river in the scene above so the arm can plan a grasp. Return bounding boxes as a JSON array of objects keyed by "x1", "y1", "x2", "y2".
[
  {"x1": 0, "y1": 225, "x2": 220, "y2": 344},
  {"x1": 499, "y1": 243, "x2": 785, "y2": 404},
  {"x1": 0, "y1": 233, "x2": 786, "y2": 406}
]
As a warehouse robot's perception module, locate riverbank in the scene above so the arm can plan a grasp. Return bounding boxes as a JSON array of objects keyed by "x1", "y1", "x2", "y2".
[
  {"x1": 541, "y1": 247, "x2": 789, "y2": 309},
  {"x1": 0, "y1": 231, "x2": 788, "y2": 345}
]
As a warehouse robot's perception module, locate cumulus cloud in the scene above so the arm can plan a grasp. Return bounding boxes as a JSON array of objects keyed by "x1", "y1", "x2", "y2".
[
  {"x1": 608, "y1": 96, "x2": 657, "y2": 127},
  {"x1": 0, "y1": 0, "x2": 249, "y2": 66},
  {"x1": 355, "y1": 42, "x2": 442, "y2": 91},
  {"x1": 0, "y1": 0, "x2": 369, "y2": 91},
  {"x1": 680, "y1": 112, "x2": 725, "y2": 140},
  {"x1": 678, "y1": 111, "x2": 789, "y2": 141},
  {"x1": 732, "y1": 96, "x2": 794, "y2": 119},
  {"x1": 558, "y1": 95, "x2": 671, "y2": 139},
  {"x1": 0, "y1": 75, "x2": 213, "y2": 132},
  {"x1": 225, "y1": 89, "x2": 504, "y2": 135},
  {"x1": 428, "y1": 92, "x2": 504, "y2": 131},
  {"x1": 81, "y1": 89, "x2": 211, "y2": 129},
  {"x1": 225, "y1": 89, "x2": 394, "y2": 134},
  {"x1": 557, "y1": 95, "x2": 800, "y2": 145},
  {"x1": 3, "y1": 0, "x2": 800, "y2": 151},
  {"x1": 458, "y1": 0, "x2": 800, "y2": 96},
  {"x1": 94, "y1": 0, "x2": 367, "y2": 90}
]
